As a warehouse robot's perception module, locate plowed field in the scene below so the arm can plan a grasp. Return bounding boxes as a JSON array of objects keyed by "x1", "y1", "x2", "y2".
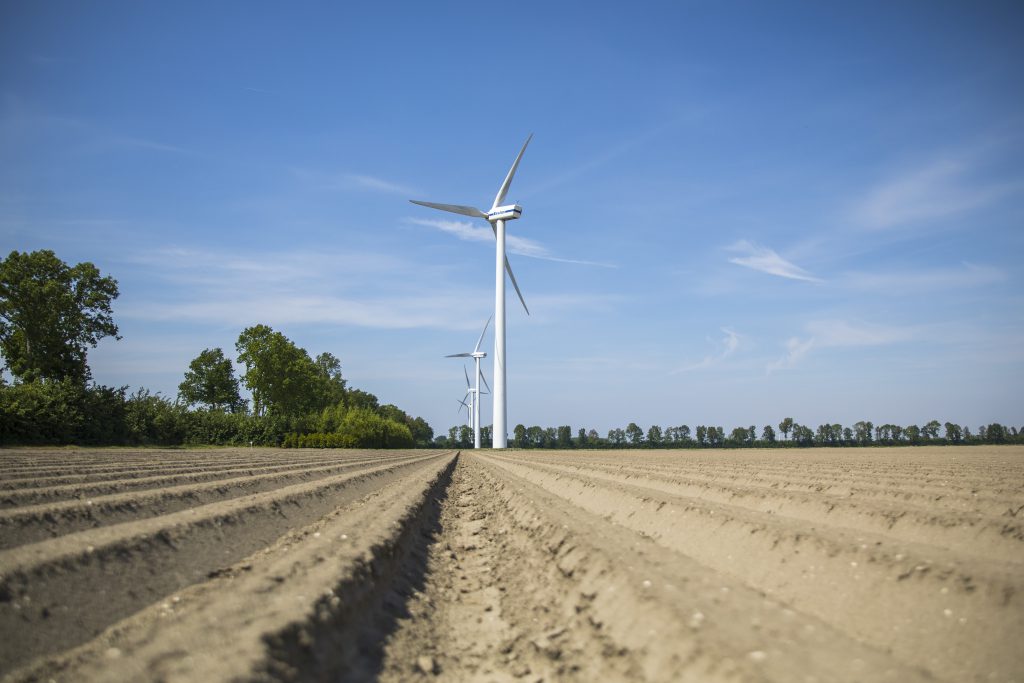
[{"x1": 1, "y1": 446, "x2": 1021, "y2": 682}]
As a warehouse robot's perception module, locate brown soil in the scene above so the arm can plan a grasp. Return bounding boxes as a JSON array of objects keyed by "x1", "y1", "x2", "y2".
[{"x1": 0, "y1": 446, "x2": 1020, "y2": 682}]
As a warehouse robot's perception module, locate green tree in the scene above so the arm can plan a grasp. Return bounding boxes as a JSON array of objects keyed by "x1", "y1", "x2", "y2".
[
  {"x1": 695, "y1": 425, "x2": 707, "y2": 446},
  {"x1": 905, "y1": 424, "x2": 921, "y2": 444},
  {"x1": 778, "y1": 417, "x2": 794, "y2": 441},
  {"x1": 179, "y1": 347, "x2": 245, "y2": 412},
  {"x1": 625, "y1": 422, "x2": 644, "y2": 445},
  {"x1": 235, "y1": 325, "x2": 324, "y2": 417},
  {"x1": 314, "y1": 352, "x2": 347, "y2": 406},
  {"x1": 730, "y1": 426, "x2": 750, "y2": 444},
  {"x1": 513, "y1": 423, "x2": 527, "y2": 448},
  {"x1": 577, "y1": 427, "x2": 587, "y2": 447},
  {"x1": 345, "y1": 388, "x2": 379, "y2": 411},
  {"x1": 922, "y1": 420, "x2": 941, "y2": 440},
  {"x1": 0, "y1": 249, "x2": 120, "y2": 383},
  {"x1": 944, "y1": 422, "x2": 962, "y2": 443},
  {"x1": 853, "y1": 421, "x2": 873, "y2": 445},
  {"x1": 762, "y1": 424, "x2": 776, "y2": 443},
  {"x1": 647, "y1": 424, "x2": 663, "y2": 447},
  {"x1": 556, "y1": 425, "x2": 573, "y2": 448}
]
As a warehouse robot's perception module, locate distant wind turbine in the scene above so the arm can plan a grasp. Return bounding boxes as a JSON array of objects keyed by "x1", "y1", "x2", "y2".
[
  {"x1": 412, "y1": 135, "x2": 533, "y2": 448},
  {"x1": 445, "y1": 317, "x2": 492, "y2": 449}
]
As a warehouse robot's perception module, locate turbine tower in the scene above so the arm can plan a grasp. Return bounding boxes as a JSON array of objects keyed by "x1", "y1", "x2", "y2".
[
  {"x1": 412, "y1": 136, "x2": 532, "y2": 448},
  {"x1": 445, "y1": 316, "x2": 492, "y2": 448}
]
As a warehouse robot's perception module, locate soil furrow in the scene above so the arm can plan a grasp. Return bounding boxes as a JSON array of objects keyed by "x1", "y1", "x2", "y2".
[{"x1": 0, "y1": 453, "x2": 451, "y2": 672}]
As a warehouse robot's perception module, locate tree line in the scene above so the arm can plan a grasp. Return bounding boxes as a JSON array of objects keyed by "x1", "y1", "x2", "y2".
[
  {"x1": 0, "y1": 250, "x2": 433, "y2": 448},
  {"x1": 434, "y1": 418, "x2": 1023, "y2": 449}
]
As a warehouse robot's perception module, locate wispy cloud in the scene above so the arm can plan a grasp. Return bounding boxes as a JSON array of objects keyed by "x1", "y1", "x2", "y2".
[
  {"x1": 342, "y1": 173, "x2": 418, "y2": 195},
  {"x1": 727, "y1": 240, "x2": 821, "y2": 282},
  {"x1": 288, "y1": 167, "x2": 419, "y2": 196},
  {"x1": 670, "y1": 327, "x2": 740, "y2": 374},
  {"x1": 767, "y1": 319, "x2": 917, "y2": 372},
  {"x1": 766, "y1": 336, "x2": 816, "y2": 373},
  {"x1": 409, "y1": 217, "x2": 617, "y2": 268},
  {"x1": 855, "y1": 160, "x2": 1020, "y2": 230},
  {"x1": 844, "y1": 262, "x2": 1008, "y2": 293}
]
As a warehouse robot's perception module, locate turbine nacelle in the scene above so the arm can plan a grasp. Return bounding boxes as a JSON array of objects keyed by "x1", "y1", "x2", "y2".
[{"x1": 487, "y1": 204, "x2": 522, "y2": 221}]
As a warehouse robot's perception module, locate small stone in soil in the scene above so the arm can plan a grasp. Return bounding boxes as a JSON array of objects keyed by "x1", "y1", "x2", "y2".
[{"x1": 416, "y1": 655, "x2": 437, "y2": 675}]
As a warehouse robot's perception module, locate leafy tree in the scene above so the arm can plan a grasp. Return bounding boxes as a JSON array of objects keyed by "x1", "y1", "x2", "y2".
[
  {"x1": 778, "y1": 417, "x2": 794, "y2": 441},
  {"x1": 513, "y1": 423, "x2": 527, "y2": 448},
  {"x1": 345, "y1": 388, "x2": 379, "y2": 412},
  {"x1": 457, "y1": 424, "x2": 472, "y2": 448},
  {"x1": 985, "y1": 423, "x2": 1007, "y2": 443},
  {"x1": 179, "y1": 347, "x2": 245, "y2": 412},
  {"x1": 842, "y1": 427, "x2": 854, "y2": 444},
  {"x1": 944, "y1": 422, "x2": 962, "y2": 443},
  {"x1": 557, "y1": 425, "x2": 573, "y2": 448},
  {"x1": 625, "y1": 422, "x2": 644, "y2": 445},
  {"x1": 527, "y1": 425, "x2": 544, "y2": 448},
  {"x1": 853, "y1": 421, "x2": 873, "y2": 445},
  {"x1": 762, "y1": 424, "x2": 776, "y2": 443},
  {"x1": 235, "y1": 325, "x2": 326, "y2": 417},
  {"x1": 730, "y1": 426, "x2": 750, "y2": 444},
  {"x1": 647, "y1": 424, "x2": 663, "y2": 447},
  {"x1": 314, "y1": 352, "x2": 347, "y2": 406},
  {"x1": 607, "y1": 428, "x2": 625, "y2": 446},
  {"x1": 922, "y1": 420, "x2": 941, "y2": 440},
  {"x1": 0, "y1": 249, "x2": 120, "y2": 383},
  {"x1": 905, "y1": 424, "x2": 921, "y2": 444},
  {"x1": 587, "y1": 429, "x2": 600, "y2": 443},
  {"x1": 577, "y1": 427, "x2": 587, "y2": 447},
  {"x1": 695, "y1": 425, "x2": 707, "y2": 446}
]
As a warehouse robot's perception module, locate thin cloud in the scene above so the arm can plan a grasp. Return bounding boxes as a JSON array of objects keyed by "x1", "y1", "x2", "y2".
[
  {"x1": 409, "y1": 217, "x2": 617, "y2": 268},
  {"x1": 727, "y1": 240, "x2": 821, "y2": 282},
  {"x1": 343, "y1": 173, "x2": 418, "y2": 195},
  {"x1": 767, "y1": 320, "x2": 917, "y2": 372},
  {"x1": 767, "y1": 336, "x2": 816, "y2": 373},
  {"x1": 671, "y1": 327, "x2": 740, "y2": 374},
  {"x1": 289, "y1": 168, "x2": 419, "y2": 196},
  {"x1": 855, "y1": 160, "x2": 1020, "y2": 229}
]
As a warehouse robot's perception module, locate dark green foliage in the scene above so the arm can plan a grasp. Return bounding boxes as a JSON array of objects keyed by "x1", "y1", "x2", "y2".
[
  {"x1": 178, "y1": 348, "x2": 245, "y2": 412},
  {"x1": 1, "y1": 250, "x2": 120, "y2": 383}
]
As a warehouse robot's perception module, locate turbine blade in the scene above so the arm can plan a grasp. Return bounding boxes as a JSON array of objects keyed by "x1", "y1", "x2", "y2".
[
  {"x1": 489, "y1": 222, "x2": 530, "y2": 315},
  {"x1": 491, "y1": 134, "x2": 533, "y2": 211},
  {"x1": 473, "y1": 315, "x2": 492, "y2": 354},
  {"x1": 464, "y1": 365, "x2": 471, "y2": 388},
  {"x1": 410, "y1": 200, "x2": 487, "y2": 219},
  {"x1": 480, "y1": 370, "x2": 492, "y2": 394},
  {"x1": 505, "y1": 255, "x2": 530, "y2": 315},
  {"x1": 445, "y1": 352, "x2": 472, "y2": 358}
]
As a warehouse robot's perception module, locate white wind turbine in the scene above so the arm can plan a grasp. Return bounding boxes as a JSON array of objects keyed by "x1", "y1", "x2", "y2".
[
  {"x1": 445, "y1": 316, "x2": 492, "y2": 449},
  {"x1": 412, "y1": 136, "x2": 532, "y2": 448}
]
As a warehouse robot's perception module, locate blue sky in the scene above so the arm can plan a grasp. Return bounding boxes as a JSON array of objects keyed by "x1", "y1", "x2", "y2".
[{"x1": 2, "y1": 1, "x2": 1022, "y2": 436}]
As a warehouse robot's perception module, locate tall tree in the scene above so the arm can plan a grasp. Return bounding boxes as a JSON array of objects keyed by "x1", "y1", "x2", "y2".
[
  {"x1": 179, "y1": 347, "x2": 245, "y2": 412},
  {"x1": 778, "y1": 417, "x2": 794, "y2": 441},
  {"x1": 762, "y1": 424, "x2": 776, "y2": 443},
  {"x1": 513, "y1": 423, "x2": 527, "y2": 448},
  {"x1": 557, "y1": 425, "x2": 573, "y2": 448},
  {"x1": 0, "y1": 250, "x2": 120, "y2": 383},
  {"x1": 314, "y1": 352, "x2": 347, "y2": 406},
  {"x1": 235, "y1": 325, "x2": 324, "y2": 417},
  {"x1": 625, "y1": 422, "x2": 644, "y2": 445}
]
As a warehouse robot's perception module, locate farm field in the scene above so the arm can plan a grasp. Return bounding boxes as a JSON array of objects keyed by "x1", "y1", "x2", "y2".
[{"x1": 0, "y1": 446, "x2": 1021, "y2": 682}]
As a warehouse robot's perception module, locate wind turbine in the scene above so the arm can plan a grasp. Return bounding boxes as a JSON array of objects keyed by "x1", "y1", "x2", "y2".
[
  {"x1": 412, "y1": 136, "x2": 533, "y2": 448},
  {"x1": 445, "y1": 317, "x2": 492, "y2": 449}
]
